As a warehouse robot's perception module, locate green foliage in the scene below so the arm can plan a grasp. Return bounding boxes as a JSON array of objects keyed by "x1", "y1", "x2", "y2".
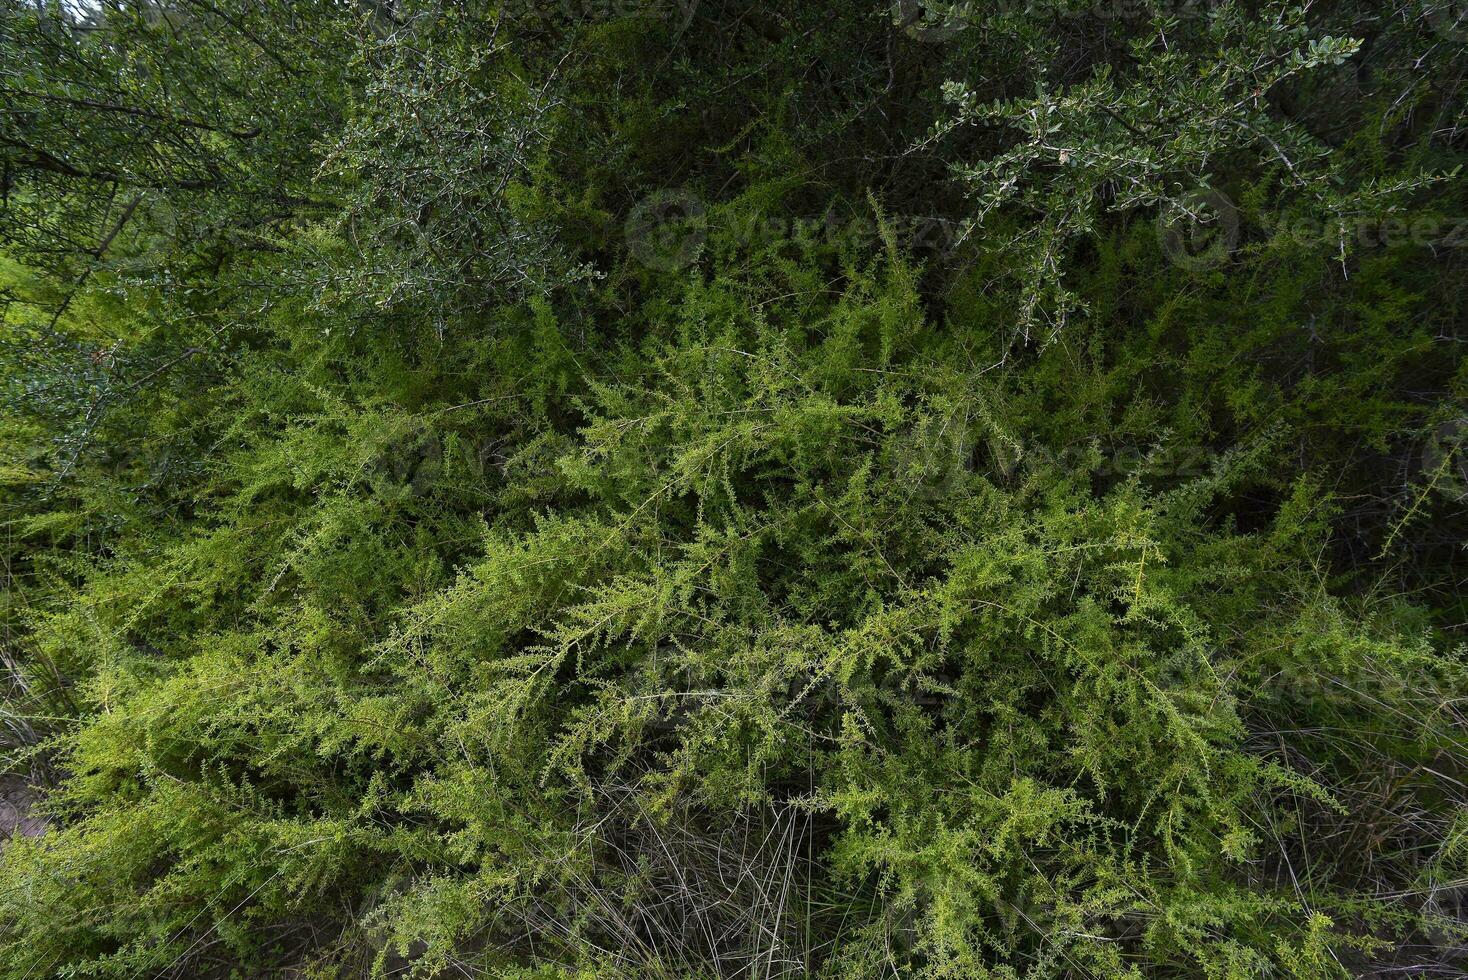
[{"x1": 0, "y1": 0, "x2": 1465, "y2": 977}]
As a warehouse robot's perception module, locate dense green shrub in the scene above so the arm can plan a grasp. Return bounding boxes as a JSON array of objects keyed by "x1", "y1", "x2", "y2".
[{"x1": 0, "y1": 0, "x2": 1465, "y2": 976}]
